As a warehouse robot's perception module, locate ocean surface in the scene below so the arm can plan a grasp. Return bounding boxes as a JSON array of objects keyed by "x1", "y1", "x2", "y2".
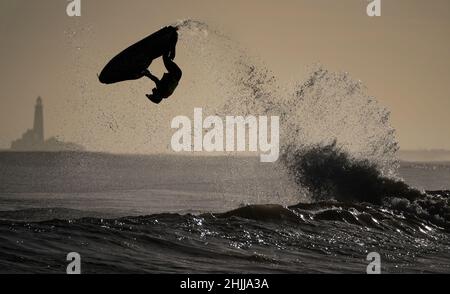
[{"x1": 0, "y1": 152, "x2": 449, "y2": 274}]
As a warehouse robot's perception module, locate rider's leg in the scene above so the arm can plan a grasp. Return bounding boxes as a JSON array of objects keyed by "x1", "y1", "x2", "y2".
[{"x1": 163, "y1": 54, "x2": 182, "y2": 78}]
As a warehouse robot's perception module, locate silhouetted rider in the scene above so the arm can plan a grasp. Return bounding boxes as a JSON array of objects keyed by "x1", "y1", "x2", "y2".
[
  {"x1": 144, "y1": 53, "x2": 182, "y2": 104},
  {"x1": 98, "y1": 25, "x2": 182, "y2": 103}
]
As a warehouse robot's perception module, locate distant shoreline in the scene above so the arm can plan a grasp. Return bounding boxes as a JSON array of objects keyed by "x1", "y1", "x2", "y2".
[
  {"x1": 398, "y1": 150, "x2": 450, "y2": 162},
  {"x1": 1, "y1": 150, "x2": 450, "y2": 163}
]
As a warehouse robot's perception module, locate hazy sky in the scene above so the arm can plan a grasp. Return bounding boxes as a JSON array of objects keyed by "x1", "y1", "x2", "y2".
[{"x1": 0, "y1": 0, "x2": 449, "y2": 152}]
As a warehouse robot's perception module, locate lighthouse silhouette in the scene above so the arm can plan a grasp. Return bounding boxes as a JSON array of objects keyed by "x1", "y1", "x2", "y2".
[
  {"x1": 33, "y1": 97, "x2": 44, "y2": 143},
  {"x1": 10, "y1": 97, "x2": 84, "y2": 151}
]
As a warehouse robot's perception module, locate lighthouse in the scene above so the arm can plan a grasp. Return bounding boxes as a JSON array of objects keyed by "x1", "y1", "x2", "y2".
[
  {"x1": 10, "y1": 97, "x2": 84, "y2": 151},
  {"x1": 10, "y1": 97, "x2": 45, "y2": 150},
  {"x1": 33, "y1": 97, "x2": 44, "y2": 143}
]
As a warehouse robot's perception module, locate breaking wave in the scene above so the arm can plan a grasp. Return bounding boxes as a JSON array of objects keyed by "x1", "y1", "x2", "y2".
[{"x1": 175, "y1": 20, "x2": 450, "y2": 230}]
